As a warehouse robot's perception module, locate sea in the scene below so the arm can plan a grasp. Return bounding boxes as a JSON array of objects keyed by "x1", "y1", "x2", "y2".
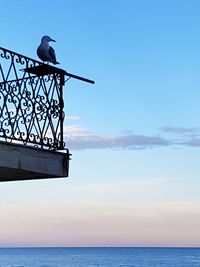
[{"x1": 0, "y1": 247, "x2": 199, "y2": 267}]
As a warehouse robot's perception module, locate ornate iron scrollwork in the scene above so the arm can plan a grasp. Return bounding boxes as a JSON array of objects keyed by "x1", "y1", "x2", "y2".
[{"x1": 0, "y1": 47, "x2": 65, "y2": 150}]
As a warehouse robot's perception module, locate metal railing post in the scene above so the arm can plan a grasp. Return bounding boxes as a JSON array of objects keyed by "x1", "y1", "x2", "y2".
[{"x1": 59, "y1": 73, "x2": 65, "y2": 150}]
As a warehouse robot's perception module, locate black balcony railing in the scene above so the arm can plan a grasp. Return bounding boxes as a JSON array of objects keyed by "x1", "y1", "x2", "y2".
[
  {"x1": 0, "y1": 47, "x2": 94, "y2": 150},
  {"x1": 0, "y1": 47, "x2": 64, "y2": 150}
]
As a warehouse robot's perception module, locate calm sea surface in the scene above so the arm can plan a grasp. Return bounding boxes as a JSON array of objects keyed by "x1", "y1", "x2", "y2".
[{"x1": 0, "y1": 247, "x2": 199, "y2": 267}]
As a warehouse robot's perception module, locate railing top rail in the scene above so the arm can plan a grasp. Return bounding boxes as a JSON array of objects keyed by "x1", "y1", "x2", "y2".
[
  {"x1": 0, "y1": 46, "x2": 42, "y2": 65},
  {"x1": 0, "y1": 47, "x2": 95, "y2": 84}
]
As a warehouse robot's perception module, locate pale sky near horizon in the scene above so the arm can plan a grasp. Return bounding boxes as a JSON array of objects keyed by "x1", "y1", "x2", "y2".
[{"x1": 1, "y1": 0, "x2": 200, "y2": 247}]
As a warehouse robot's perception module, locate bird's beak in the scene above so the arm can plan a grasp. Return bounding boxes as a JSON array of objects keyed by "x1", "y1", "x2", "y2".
[{"x1": 51, "y1": 39, "x2": 56, "y2": 42}]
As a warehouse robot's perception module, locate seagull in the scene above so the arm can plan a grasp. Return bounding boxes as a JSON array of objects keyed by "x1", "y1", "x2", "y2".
[{"x1": 37, "y1": 35, "x2": 59, "y2": 64}]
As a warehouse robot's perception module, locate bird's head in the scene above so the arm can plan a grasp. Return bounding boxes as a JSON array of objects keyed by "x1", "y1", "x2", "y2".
[{"x1": 41, "y1": 35, "x2": 56, "y2": 43}]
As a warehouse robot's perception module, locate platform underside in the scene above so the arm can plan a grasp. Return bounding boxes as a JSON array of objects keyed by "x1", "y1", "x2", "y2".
[{"x1": 0, "y1": 141, "x2": 70, "y2": 182}]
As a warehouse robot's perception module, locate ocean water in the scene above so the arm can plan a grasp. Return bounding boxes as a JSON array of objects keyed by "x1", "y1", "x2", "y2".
[{"x1": 0, "y1": 247, "x2": 199, "y2": 267}]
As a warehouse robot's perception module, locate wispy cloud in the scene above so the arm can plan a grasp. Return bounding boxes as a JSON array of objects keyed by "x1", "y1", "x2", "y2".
[
  {"x1": 65, "y1": 115, "x2": 80, "y2": 121},
  {"x1": 161, "y1": 126, "x2": 199, "y2": 135},
  {"x1": 64, "y1": 126, "x2": 170, "y2": 150},
  {"x1": 160, "y1": 126, "x2": 200, "y2": 148},
  {"x1": 63, "y1": 125, "x2": 200, "y2": 150},
  {"x1": 64, "y1": 125, "x2": 91, "y2": 135},
  {"x1": 179, "y1": 137, "x2": 200, "y2": 147}
]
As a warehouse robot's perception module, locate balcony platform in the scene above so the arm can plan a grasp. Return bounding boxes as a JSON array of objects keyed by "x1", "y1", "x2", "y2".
[{"x1": 0, "y1": 141, "x2": 70, "y2": 182}]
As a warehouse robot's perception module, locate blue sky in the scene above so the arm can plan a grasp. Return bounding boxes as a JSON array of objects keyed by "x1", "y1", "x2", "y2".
[{"x1": 1, "y1": 0, "x2": 200, "y2": 247}]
